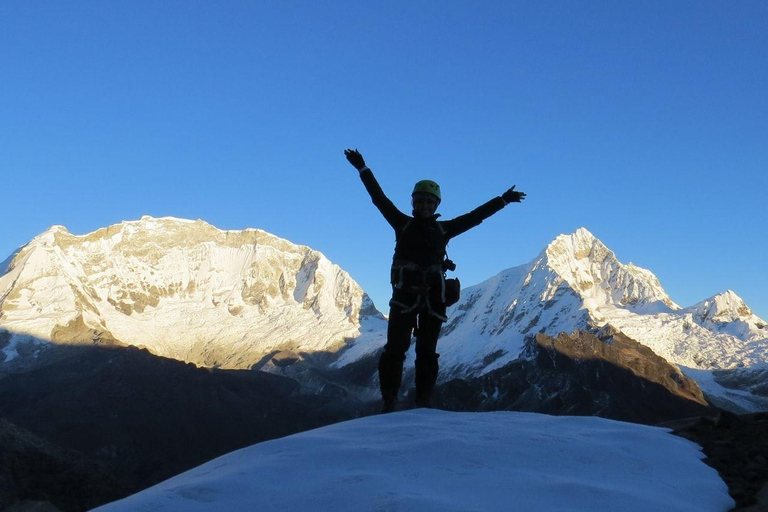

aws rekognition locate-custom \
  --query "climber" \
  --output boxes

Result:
[344,148,526,413]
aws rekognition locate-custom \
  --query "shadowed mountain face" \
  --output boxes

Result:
[0,330,743,511]
[0,345,365,510]
[672,411,768,508]
[710,367,768,412]
[431,330,715,424]
[0,419,128,512]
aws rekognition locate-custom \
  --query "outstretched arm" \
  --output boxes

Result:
[444,185,526,239]
[344,149,409,230]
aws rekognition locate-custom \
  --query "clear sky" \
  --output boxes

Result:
[1,1,766,319]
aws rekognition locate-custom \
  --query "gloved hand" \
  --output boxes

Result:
[502,186,526,203]
[344,149,366,170]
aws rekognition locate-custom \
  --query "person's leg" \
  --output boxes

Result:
[414,312,443,408]
[379,305,416,412]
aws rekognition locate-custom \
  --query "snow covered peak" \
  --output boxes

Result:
[546,226,598,251]
[691,290,753,321]
[429,228,767,384]
[542,228,678,311]
[1,217,384,368]
[26,224,69,248]
[44,224,69,234]
[433,229,679,377]
[682,290,767,342]
[22,216,318,273]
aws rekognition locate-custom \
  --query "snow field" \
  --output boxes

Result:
[92,410,734,512]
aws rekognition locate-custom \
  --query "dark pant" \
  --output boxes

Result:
[379,289,445,404]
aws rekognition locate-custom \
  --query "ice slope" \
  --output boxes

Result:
[0,216,385,368]
[91,409,733,512]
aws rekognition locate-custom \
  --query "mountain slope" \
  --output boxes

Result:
[0,419,128,512]
[433,330,715,424]
[0,216,385,370]
[0,343,363,502]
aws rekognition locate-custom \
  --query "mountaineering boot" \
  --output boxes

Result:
[379,350,405,413]
[381,397,398,414]
[415,354,439,408]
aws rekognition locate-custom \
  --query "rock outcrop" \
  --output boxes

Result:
[432,330,715,425]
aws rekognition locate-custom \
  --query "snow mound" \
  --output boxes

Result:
[92,410,733,512]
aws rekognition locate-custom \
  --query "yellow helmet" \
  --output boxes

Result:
[412,180,441,205]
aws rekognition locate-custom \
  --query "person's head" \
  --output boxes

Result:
[411,180,441,218]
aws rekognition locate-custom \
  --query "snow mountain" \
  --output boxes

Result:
[1,219,765,410]
[0,216,385,370]
[341,227,767,374]
[441,229,768,410]
[336,228,767,411]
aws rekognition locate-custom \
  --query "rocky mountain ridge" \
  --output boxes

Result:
[433,330,714,424]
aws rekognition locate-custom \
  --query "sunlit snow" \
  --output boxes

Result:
[0,217,383,370]
[91,410,733,512]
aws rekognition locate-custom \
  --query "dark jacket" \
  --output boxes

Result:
[359,168,507,271]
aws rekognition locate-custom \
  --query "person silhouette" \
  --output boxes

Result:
[344,148,526,412]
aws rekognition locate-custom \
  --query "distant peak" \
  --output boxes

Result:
[134,215,201,225]
[545,228,607,261]
[707,290,745,304]
[44,225,69,234]
[690,290,753,320]
[537,227,678,310]
[549,227,599,246]
[572,227,596,239]
[29,224,70,246]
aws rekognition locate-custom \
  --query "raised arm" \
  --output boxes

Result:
[443,186,526,239]
[345,149,409,230]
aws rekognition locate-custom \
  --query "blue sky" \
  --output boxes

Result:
[1,1,766,319]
